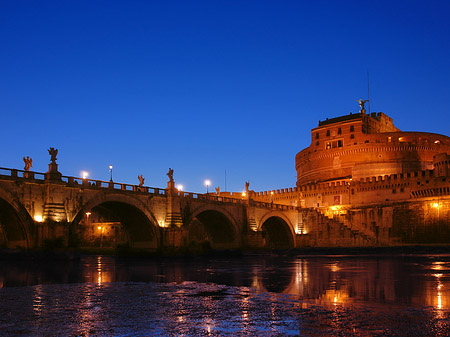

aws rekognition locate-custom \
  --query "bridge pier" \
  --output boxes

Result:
[164,181,183,228]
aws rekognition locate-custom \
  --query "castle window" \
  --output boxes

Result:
[350,134,354,139]
[338,128,342,134]
[326,139,343,149]
[350,125,354,132]
[326,130,330,136]
[316,141,319,146]
[315,132,319,139]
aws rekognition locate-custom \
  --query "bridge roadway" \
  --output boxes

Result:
[0,167,302,250]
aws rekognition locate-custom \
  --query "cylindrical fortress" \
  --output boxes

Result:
[295,112,450,186]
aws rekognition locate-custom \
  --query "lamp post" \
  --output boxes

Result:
[109,165,113,182]
[204,180,211,194]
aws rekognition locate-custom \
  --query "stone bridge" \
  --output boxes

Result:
[0,166,301,251]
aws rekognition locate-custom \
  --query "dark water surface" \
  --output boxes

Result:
[1,252,450,336]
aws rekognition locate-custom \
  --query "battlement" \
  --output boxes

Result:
[244,168,446,208]
[318,112,364,126]
[254,187,298,197]
[298,169,435,192]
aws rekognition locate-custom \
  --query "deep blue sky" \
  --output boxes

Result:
[1,1,449,193]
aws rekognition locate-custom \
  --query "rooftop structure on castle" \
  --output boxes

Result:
[295,107,450,186]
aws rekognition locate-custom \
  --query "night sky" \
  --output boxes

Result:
[1,1,449,193]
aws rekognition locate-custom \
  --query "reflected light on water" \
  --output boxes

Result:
[203,317,215,335]
[5,255,450,335]
[251,266,263,291]
[434,273,444,310]
[97,256,102,286]
[32,284,44,317]
[330,262,340,273]
[320,289,350,306]
[241,295,249,321]
[95,256,112,285]
[432,262,445,271]
[294,260,308,295]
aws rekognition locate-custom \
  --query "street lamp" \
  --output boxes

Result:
[177,184,183,191]
[82,171,88,179]
[204,180,211,194]
[109,165,113,182]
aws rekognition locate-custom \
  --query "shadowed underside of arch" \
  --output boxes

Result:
[189,210,237,249]
[74,201,158,250]
[0,198,30,249]
[262,216,294,249]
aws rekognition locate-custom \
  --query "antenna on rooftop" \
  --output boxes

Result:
[367,69,371,114]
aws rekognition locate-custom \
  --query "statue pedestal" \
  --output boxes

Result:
[165,180,182,227]
[45,162,62,181]
[167,180,175,191]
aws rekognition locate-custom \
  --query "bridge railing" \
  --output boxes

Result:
[61,175,167,196]
[0,167,46,181]
[0,167,297,209]
[252,200,298,211]
[176,191,247,204]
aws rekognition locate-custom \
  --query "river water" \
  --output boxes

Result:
[1,252,450,336]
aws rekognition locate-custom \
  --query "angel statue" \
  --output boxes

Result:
[48,147,58,163]
[215,186,220,195]
[356,99,369,113]
[138,174,145,187]
[167,168,174,182]
[23,156,33,171]
[245,181,250,192]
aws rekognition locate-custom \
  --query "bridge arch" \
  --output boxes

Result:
[259,212,295,249]
[187,205,239,249]
[73,193,160,250]
[0,186,34,249]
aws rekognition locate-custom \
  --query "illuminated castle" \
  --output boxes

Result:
[247,103,450,245]
[295,110,450,187]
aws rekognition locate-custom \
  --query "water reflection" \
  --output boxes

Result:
[2,254,450,335]
[2,254,450,310]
